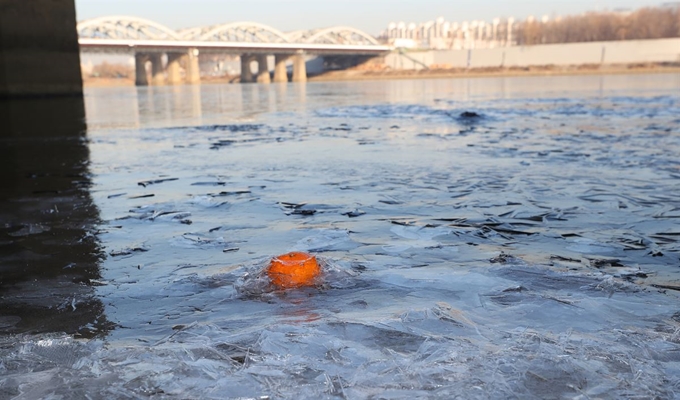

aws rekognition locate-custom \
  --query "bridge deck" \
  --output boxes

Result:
[79,39,392,55]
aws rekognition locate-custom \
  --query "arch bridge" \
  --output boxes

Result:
[77,16,391,85]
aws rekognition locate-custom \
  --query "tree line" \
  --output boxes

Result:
[87,62,133,79]
[515,6,680,45]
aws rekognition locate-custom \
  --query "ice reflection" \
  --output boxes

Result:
[0,97,110,337]
[84,74,680,132]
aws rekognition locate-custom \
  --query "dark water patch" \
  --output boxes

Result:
[489,252,522,264]
[191,181,227,186]
[314,104,477,124]
[109,246,149,257]
[127,193,154,199]
[123,205,194,222]
[210,189,252,196]
[170,124,265,133]
[320,123,352,131]
[278,202,344,217]
[459,111,481,119]
[209,137,271,149]
[138,177,178,187]
[0,97,112,338]
[416,132,443,138]
[290,209,316,216]
[342,209,366,218]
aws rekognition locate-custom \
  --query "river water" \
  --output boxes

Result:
[2,74,680,399]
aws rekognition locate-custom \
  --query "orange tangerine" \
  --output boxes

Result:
[267,252,321,289]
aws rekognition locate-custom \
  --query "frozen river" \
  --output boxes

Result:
[2,74,680,399]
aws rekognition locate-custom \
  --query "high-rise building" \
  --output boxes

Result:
[380,16,517,49]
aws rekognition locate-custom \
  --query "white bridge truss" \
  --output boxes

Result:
[77,16,382,47]
[77,16,182,41]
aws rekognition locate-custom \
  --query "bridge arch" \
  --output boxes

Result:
[289,26,380,45]
[180,22,290,43]
[77,16,181,40]
[285,30,308,43]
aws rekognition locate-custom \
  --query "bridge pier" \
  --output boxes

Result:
[166,53,183,85]
[1,0,83,97]
[149,53,165,85]
[273,55,289,83]
[240,54,255,83]
[134,50,201,86]
[292,52,307,83]
[186,48,201,84]
[134,54,149,86]
[256,55,271,84]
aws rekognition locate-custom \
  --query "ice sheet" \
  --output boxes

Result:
[3,75,680,399]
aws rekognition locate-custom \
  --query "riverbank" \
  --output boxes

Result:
[83,62,680,87]
[309,62,680,82]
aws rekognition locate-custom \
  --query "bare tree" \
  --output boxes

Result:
[91,62,134,79]
[515,6,680,45]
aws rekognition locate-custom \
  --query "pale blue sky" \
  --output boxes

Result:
[75,0,663,35]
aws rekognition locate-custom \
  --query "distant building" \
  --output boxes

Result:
[381,16,518,49]
[380,6,680,48]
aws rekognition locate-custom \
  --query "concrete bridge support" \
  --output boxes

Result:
[149,53,165,86]
[240,52,306,84]
[0,0,83,97]
[134,49,201,86]
[166,53,184,85]
[134,54,149,86]
[256,55,271,84]
[292,52,307,83]
[240,54,255,83]
[273,55,289,83]
[186,49,201,84]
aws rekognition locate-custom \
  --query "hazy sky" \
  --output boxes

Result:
[75,0,663,35]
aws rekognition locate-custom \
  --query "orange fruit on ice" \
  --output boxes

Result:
[267,252,321,289]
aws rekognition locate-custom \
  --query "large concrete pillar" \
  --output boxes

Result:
[0,0,83,97]
[186,48,201,84]
[135,53,149,86]
[240,54,254,83]
[149,53,165,85]
[166,53,183,85]
[256,54,271,84]
[273,54,289,83]
[292,52,307,83]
